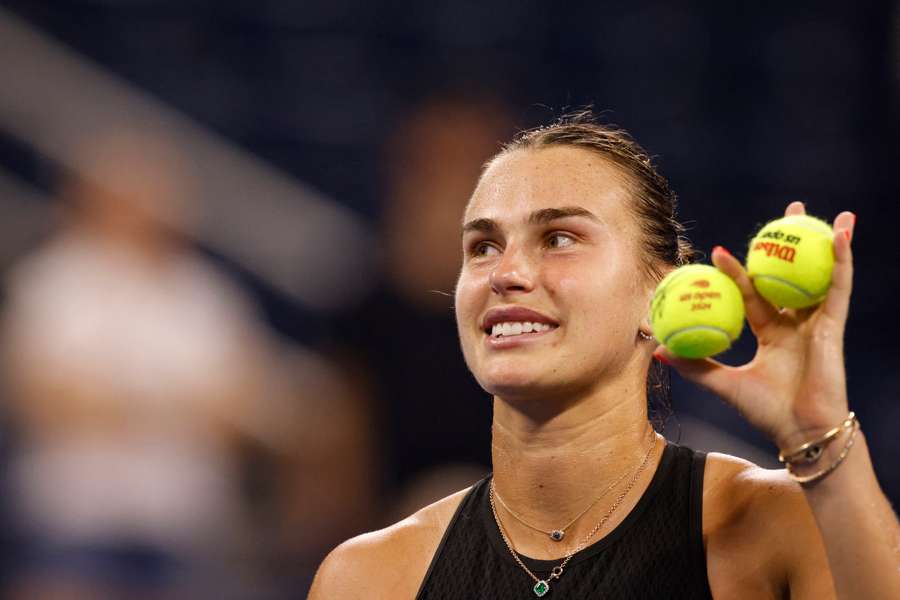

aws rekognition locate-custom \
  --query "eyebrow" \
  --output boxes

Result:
[528,206,600,225]
[461,205,600,235]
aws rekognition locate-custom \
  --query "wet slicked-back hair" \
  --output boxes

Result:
[494,109,697,432]
[498,109,697,279]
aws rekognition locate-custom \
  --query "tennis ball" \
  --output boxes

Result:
[746,215,834,309]
[650,264,745,359]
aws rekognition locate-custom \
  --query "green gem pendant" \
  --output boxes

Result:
[533,580,550,597]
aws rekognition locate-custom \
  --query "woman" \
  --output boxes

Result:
[309,112,900,598]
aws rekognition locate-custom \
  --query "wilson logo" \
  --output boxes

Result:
[690,279,710,288]
[753,241,796,263]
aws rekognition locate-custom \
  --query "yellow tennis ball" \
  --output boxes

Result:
[746,214,834,309]
[650,264,745,359]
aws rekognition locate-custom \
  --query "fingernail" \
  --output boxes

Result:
[843,229,851,242]
[850,212,856,226]
[653,351,671,366]
[713,245,732,257]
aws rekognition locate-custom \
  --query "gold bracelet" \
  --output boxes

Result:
[777,411,856,465]
[785,419,860,484]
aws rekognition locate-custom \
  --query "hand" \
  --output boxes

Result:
[653,202,857,450]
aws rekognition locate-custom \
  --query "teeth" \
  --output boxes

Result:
[489,321,554,338]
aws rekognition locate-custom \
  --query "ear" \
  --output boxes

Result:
[638,319,654,341]
[637,294,654,341]
[638,268,667,341]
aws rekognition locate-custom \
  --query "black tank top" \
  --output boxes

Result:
[416,441,713,599]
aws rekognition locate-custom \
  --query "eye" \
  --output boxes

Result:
[471,241,501,258]
[546,232,576,249]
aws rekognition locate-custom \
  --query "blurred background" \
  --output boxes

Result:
[0,1,896,598]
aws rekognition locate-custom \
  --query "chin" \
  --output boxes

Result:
[473,350,608,404]
[476,362,559,400]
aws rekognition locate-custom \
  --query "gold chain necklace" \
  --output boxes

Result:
[492,450,635,542]
[488,433,659,597]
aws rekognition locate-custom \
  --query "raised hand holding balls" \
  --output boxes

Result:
[650,263,745,359]
[652,211,836,358]
[651,201,857,447]
[746,214,835,309]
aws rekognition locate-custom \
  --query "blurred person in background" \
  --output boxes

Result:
[262,349,380,596]
[0,125,289,599]
[386,463,489,525]
[337,93,514,496]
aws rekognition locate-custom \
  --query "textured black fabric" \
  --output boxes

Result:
[416,441,712,599]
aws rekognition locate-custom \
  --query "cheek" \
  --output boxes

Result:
[549,256,642,339]
[454,271,483,336]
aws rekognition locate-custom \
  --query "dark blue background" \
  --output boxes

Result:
[1,0,897,517]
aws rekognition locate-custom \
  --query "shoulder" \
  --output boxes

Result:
[703,451,804,519]
[702,452,816,548]
[308,485,474,600]
[702,452,834,598]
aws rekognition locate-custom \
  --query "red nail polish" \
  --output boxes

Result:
[653,352,671,366]
[713,245,732,257]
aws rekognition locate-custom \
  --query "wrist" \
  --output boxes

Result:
[772,406,851,450]
[778,412,859,485]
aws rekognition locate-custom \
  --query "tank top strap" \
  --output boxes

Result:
[414,476,490,597]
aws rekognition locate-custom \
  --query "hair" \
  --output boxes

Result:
[499,108,697,275]
[496,108,698,433]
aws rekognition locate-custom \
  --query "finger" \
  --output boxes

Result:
[785,201,806,216]
[653,347,739,401]
[710,246,780,334]
[832,210,855,238]
[821,216,854,327]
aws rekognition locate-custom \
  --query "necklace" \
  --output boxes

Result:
[493,447,637,542]
[489,432,659,597]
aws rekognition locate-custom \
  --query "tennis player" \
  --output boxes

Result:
[309,112,900,599]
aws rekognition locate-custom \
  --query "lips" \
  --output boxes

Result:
[481,306,559,335]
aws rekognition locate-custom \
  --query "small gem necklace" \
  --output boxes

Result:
[488,432,659,597]
[492,452,634,542]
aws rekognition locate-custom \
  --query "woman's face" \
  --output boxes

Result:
[455,146,655,401]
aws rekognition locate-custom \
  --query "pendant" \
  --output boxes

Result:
[549,529,565,541]
[533,580,550,597]
[804,445,823,461]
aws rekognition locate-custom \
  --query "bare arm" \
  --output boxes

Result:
[658,202,900,598]
[799,433,899,599]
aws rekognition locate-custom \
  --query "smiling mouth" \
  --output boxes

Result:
[486,321,559,338]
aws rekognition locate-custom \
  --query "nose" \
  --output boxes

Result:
[489,245,536,295]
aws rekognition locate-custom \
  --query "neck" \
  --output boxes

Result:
[490,372,662,558]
